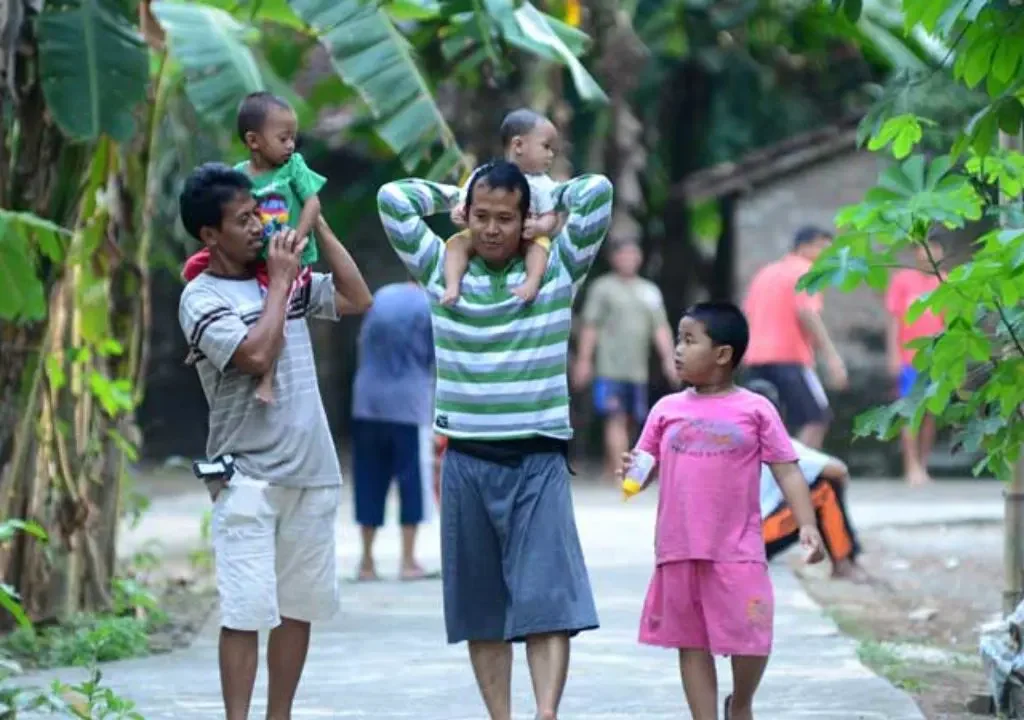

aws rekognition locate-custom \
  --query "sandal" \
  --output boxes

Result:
[724,694,732,720]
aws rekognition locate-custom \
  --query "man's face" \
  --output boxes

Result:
[467,181,524,266]
[611,243,642,276]
[199,191,264,266]
[803,234,832,262]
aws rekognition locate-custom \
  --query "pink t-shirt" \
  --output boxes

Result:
[885,269,943,365]
[636,388,797,565]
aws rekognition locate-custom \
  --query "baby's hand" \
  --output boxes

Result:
[799,525,826,564]
[451,204,467,228]
[523,217,538,240]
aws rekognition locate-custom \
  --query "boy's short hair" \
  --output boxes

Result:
[237,91,292,143]
[793,225,832,249]
[179,162,253,241]
[684,301,750,368]
[499,108,547,149]
[465,160,531,219]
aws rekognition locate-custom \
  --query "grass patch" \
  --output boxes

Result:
[857,640,928,693]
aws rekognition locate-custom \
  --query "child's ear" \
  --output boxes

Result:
[716,345,734,367]
[243,130,260,150]
[511,136,524,155]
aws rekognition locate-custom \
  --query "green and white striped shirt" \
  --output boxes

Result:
[377,174,613,440]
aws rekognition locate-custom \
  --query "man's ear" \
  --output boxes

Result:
[198,225,218,248]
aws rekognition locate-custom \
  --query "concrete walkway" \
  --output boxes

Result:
[19,479,1003,718]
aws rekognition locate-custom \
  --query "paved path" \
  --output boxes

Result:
[16,480,992,719]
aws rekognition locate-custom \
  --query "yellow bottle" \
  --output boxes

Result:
[622,450,655,500]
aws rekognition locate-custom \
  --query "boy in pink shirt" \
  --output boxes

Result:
[620,301,825,720]
[885,238,945,486]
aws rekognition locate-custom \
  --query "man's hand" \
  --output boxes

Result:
[450,203,467,228]
[800,525,826,564]
[572,359,593,391]
[825,352,849,391]
[206,478,228,503]
[265,229,308,289]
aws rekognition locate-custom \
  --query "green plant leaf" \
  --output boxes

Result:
[0,519,48,544]
[0,227,46,322]
[0,585,31,630]
[152,1,266,124]
[288,0,468,176]
[36,0,150,143]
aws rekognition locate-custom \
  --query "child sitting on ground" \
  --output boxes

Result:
[619,301,825,720]
[181,92,327,403]
[746,378,867,582]
[442,108,564,305]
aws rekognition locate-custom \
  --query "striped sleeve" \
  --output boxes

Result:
[551,174,613,284]
[178,284,247,372]
[377,179,460,285]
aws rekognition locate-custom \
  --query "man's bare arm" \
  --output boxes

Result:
[232,232,305,376]
[317,215,372,315]
[797,306,848,388]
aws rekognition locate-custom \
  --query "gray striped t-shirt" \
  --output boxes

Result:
[178,272,342,488]
[377,174,613,440]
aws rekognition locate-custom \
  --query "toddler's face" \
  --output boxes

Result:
[251,105,298,167]
[516,120,558,174]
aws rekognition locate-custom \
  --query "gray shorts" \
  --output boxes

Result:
[440,445,599,644]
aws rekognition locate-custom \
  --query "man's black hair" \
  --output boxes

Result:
[793,225,832,250]
[237,91,292,143]
[499,108,547,149]
[465,160,531,219]
[179,162,253,241]
[684,301,750,368]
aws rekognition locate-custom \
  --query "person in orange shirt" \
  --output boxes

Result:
[742,227,848,449]
[885,238,945,486]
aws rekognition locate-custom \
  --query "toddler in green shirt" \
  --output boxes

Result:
[182,92,326,403]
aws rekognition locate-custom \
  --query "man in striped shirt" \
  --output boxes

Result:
[378,160,612,720]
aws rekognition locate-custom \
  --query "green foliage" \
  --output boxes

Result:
[37,0,150,142]
[0,211,70,322]
[803,0,1024,480]
[2,614,151,668]
[0,520,47,631]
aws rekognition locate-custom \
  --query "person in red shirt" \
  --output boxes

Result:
[742,227,849,449]
[885,238,945,486]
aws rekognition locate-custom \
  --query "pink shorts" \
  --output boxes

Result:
[638,560,773,656]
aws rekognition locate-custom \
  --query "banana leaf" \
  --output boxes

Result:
[152,1,266,125]
[288,0,467,176]
[37,0,149,142]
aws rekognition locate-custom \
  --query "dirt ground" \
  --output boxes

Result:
[793,520,1001,720]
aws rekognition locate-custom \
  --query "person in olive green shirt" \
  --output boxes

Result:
[573,240,678,480]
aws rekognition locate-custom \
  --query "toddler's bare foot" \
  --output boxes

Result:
[906,465,931,487]
[440,287,460,306]
[512,280,541,303]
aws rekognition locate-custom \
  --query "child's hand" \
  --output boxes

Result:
[615,451,635,481]
[451,204,467,227]
[799,525,826,564]
[523,217,538,240]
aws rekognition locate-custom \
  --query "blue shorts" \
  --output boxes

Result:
[898,364,918,398]
[592,377,648,422]
[352,419,434,527]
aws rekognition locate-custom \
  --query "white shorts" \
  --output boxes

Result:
[211,476,341,631]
